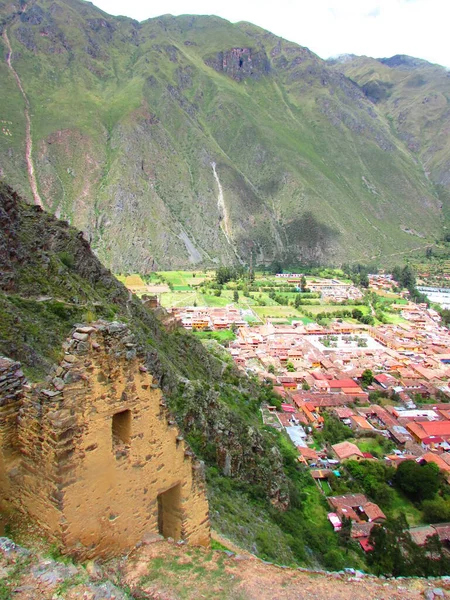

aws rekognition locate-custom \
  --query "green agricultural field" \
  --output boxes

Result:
[193,329,236,343]
[158,271,212,289]
[305,304,369,315]
[253,305,304,319]
[383,313,409,325]
[159,291,199,307]
[197,294,231,308]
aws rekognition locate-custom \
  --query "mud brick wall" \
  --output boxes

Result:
[0,322,210,559]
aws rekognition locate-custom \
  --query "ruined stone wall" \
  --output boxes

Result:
[0,322,210,559]
[0,358,26,504]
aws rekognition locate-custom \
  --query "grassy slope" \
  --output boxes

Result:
[0,183,361,569]
[330,55,450,224]
[0,1,444,271]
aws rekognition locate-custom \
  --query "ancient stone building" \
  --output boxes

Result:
[0,322,210,559]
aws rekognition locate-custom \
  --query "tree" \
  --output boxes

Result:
[401,265,416,289]
[315,414,353,445]
[233,290,239,303]
[368,514,450,577]
[368,514,413,576]
[352,308,363,320]
[338,515,352,552]
[271,261,283,275]
[300,275,307,292]
[395,460,441,502]
[422,496,450,523]
[302,381,310,391]
[359,273,369,288]
[286,362,295,372]
[360,314,375,325]
[361,369,374,387]
[268,364,275,375]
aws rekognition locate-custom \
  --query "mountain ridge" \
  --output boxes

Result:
[0,0,448,270]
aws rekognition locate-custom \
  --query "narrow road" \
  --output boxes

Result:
[3,27,44,208]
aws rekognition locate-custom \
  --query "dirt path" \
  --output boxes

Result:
[1,535,448,599]
[3,26,44,208]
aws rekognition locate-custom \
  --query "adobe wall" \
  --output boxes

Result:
[0,322,210,559]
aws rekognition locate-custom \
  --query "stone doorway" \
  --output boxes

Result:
[157,483,182,541]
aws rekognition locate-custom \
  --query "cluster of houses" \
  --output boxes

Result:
[226,302,450,551]
[276,274,363,302]
[168,306,247,330]
[368,273,397,292]
[159,272,450,552]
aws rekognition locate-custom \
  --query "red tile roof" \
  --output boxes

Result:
[364,502,386,522]
[421,421,450,437]
[329,379,359,388]
[332,441,364,461]
[297,447,318,460]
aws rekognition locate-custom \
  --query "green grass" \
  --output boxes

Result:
[139,549,241,600]
[305,304,369,315]
[198,293,231,307]
[318,479,332,495]
[193,329,236,343]
[383,313,409,325]
[159,291,199,307]
[210,539,232,552]
[389,489,424,527]
[253,305,304,319]
[352,437,395,459]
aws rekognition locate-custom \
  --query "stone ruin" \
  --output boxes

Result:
[0,321,210,559]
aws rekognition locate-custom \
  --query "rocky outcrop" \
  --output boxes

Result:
[205,47,271,81]
[177,379,289,509]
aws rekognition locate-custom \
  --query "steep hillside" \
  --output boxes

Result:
[0,0,445,269]
[329,54,450,220]
[0,183,361,568]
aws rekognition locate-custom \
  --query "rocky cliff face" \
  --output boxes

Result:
[0,2,446,269]
[205,47,271,80]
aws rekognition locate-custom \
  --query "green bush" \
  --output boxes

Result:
[58,251,75,269]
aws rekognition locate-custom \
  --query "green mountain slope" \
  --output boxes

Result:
[0,181,361,568]
[0,0,447,269]
[329,53,450,221]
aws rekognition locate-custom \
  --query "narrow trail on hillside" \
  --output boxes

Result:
[371,242,432,261]
[3,27,44,208]
[211,161,244,265]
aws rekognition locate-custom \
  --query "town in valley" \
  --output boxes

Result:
[118,265,450,556]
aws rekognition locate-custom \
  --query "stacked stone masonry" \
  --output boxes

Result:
[0,322,210,559]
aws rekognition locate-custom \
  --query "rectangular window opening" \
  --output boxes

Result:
[112,409,131,447]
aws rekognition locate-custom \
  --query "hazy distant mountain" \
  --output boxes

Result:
[0,0,448,270]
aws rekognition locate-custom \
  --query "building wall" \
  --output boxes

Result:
[0,323,210,559]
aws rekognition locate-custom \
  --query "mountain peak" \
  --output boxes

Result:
[378,54,435,70]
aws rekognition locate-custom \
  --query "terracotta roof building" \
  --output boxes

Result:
[332,441,364,461]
